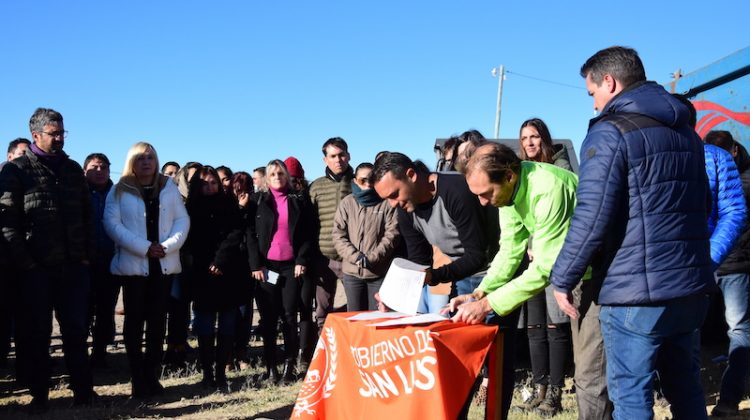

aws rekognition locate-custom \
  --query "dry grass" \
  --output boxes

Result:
[0,342,301,419]
[2,341,750,420]
[1,335,749,419]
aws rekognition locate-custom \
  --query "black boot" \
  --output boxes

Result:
[130,372,149,399]
[90,347,108,369]
[281,358,297,385]
[197,335,216,388]
[143,356,164,397]
[128,354,149,399]
[215,335,234,393]
[262,366,281,386]
[535,385,563,417]
[299,320,316,370]
[514,383,547,412]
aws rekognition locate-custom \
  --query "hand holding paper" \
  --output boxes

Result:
[377,258,429,315]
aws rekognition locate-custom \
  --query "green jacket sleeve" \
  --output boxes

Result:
[476,206,528,294]
[484,187,574,316]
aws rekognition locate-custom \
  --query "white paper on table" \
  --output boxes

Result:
[347,311,409,321]
[266,269,279,285]
[378,258,429,315]
[370,313,448,327]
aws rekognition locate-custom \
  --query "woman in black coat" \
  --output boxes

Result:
[186,166,247,392]
[247,159,316,385]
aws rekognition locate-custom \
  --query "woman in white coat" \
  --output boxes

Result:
[104,142,189,398]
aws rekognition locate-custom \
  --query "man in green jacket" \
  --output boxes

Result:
[448,142,582,321]
[308,137,353,332]
[443,142,582,420]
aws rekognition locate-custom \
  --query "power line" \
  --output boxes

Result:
[505,70,586,91]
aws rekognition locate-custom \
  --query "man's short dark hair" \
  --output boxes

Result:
[161,161,180,173]
[465,143,522,183]
[253,167,266,175]
[705,131,736,153]
[371,152,429,184]
[7,138,30,154]
[83,153,110,169]
[580,46,646,88]
[322,137,349,156]
[29,108,63,133]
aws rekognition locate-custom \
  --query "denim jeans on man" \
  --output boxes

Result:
[18,263,93,401]
[716,273,750,406]
[417,275,495,319]
[599,293,709,420]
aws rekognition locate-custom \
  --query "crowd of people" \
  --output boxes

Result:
[0,45,749,420]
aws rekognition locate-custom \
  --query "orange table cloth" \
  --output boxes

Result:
[292,312,498,419]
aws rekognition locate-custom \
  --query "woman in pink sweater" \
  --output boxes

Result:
[246,160,316,385]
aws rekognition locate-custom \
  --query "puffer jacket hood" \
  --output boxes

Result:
[595,81,690,129]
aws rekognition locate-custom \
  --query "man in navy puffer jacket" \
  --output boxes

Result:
[550,46,715,419]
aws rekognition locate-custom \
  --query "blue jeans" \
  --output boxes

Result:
[455,275,483,296]
[717,273,750,405]
[600,294,709,420]
[193,309,237,336]
[417,284,449,316]
[417,275,494,318]
[455,275,498,323]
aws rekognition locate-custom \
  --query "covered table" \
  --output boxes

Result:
[292,312,502,419]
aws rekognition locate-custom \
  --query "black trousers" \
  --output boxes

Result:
[120,274,172,386]
[18,263,92,400]
[0,267,16,361]
[255,260,315,366]
[234,279,256,357]
[167,254,193,347]
[526,291,571,387]
[343,275,383,311]
[89,259,120,355]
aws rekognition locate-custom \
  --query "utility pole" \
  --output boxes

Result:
[491,65,505,139]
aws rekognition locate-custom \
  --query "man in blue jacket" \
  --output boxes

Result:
[703,143,746,267]
[704,130,750,417]
[550,46,715,419]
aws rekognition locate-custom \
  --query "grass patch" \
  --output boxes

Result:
[1,339,749,418]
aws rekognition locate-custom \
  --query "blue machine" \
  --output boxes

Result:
[666,47,750,146]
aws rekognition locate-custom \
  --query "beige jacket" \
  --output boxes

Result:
[332,195,400,279]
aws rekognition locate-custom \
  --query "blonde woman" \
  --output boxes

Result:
[247,160,315,385]
[104,142,189,398]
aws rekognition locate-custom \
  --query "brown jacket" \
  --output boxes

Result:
[332,195,399,279]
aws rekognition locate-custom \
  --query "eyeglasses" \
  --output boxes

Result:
[357,177,371,184]
[38,130,68,139]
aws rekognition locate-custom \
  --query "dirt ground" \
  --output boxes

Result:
[1,284,749,419]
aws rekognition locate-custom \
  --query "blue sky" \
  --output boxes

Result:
[1,1,748,179]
